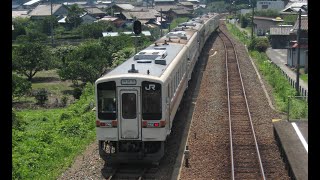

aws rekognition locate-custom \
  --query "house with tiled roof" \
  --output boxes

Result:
[107,3,135,17]
[256,0,285,11]
[23,0,42,9]
[154,4,193,21]
[178,1,194,9]
[96,16,125,27]
[29,4,69,20]
[253,16,284,36]
[111,3,135,12]
[154,5,175,13]
[84,7,107,18]
[186,0,200,4]
[269,25,295,48]
[154,0,176,5]
[287,15,308,72]
[121,8,161,25]
[12,10,30,19]
[280,1,307,14]
[168,8,193,20]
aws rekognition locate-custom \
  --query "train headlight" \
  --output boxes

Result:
[142,120,166,128]
[96,120,117,127]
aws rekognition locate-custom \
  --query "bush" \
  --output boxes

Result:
[73,87,82,99]
[12,109,27,130]
[255,37,270,52]
[248,37,270,52]
[34,88,49,105]
[12,74,32,100]
[60,112,72,120]
[61,96,69,107]
[240,15,249,28]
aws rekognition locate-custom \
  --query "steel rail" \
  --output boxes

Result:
[219,25,266,180]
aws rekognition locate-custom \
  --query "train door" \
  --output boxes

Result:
[118,87,141,140]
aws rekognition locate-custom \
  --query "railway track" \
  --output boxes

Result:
[219,28,266,180]
[103,164,158,180]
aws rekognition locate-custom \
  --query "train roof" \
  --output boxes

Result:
[103,42,185,78]
[98,13,218,81]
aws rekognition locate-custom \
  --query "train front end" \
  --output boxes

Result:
[95,77,167,164]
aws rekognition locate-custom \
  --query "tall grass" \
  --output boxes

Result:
[12,83,96,179]
[226,23,308,119]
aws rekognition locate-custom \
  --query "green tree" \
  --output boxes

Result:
[76,21,115,39]
[34,88,49,105]
[41,16,59,35]
[100,35,134,66]
[12,73,32,100]
[57,40,108,84]
[111,47,135,67]
[12,17,28,40]
[15,31,48,43]
[52,45,77,67]
[254,9,279,17]
[12,43,53,81]
[255,37,270,52]
[66,4,84,29]
[12,108,27,130]
[248,37,270,52]
[282,14,298,25]
[240,15,249,28]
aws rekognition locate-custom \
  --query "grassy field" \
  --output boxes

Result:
[13,69,75,108]
[12,67,99,179]
[13,83,96,179]
[299,68,308,84]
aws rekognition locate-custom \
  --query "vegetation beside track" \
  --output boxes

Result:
[12,83,96,179]
[226,23,308,120]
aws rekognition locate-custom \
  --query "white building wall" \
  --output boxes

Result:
[257,1,285,11]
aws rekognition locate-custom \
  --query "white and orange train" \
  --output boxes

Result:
[95,13,220,164]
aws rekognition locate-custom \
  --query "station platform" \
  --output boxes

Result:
[273,119,308,180]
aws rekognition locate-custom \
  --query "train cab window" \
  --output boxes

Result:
[97,81,117,120]
[142,81,162,120]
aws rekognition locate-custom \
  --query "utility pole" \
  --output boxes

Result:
[295,9,302,95]
[251,1,254,40]
[50,0,54,46]
[160,9,163,37]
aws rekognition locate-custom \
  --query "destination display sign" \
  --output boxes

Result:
[121,79,137,85]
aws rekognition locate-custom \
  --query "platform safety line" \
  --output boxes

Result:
[291,122,308,153]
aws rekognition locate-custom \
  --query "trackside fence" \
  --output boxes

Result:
[269,61,308,97]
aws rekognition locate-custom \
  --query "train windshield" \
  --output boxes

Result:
[97,81,117,120]
[142,81,162,120]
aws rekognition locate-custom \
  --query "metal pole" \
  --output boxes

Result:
[51,0,54,46]
[295,9,302,95]
[251,2,254,40]
[287,96,290,121]
[135,35,137,54]
[160,9,163,37]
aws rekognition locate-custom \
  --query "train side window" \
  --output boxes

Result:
[177,69,179,82]
[171,80,174,97]
[97,81,117,120]
[168,84,170,98]
[175,73,178,91]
